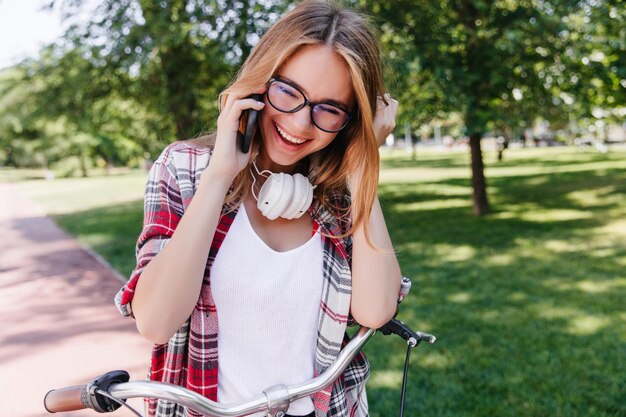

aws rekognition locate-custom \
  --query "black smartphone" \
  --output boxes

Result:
[238,94,263,153]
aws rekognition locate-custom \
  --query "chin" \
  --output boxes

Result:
[259,121,311,171]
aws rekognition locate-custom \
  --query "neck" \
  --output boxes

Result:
[256,153,308,176]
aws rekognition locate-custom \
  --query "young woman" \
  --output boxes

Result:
[116,1,402,416]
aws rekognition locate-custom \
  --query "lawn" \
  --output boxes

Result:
[12,145,626,417]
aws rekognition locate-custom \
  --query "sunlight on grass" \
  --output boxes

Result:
[447,292,472,303]
[481,309,505,323]
[543,239,579,253]
[532,303,614,335]
[519,209,593,222]
[404,183,470,196]
[18,172,146,215]
[599,219,626,236]
[485,253,515,266]
[577,279,626,293]
[434,244,476,262]
[586,246,617,258]
[544,278,626,294]
[486,159,626,178]
[420,352,456,369]
[567,186,618,207]
[380,167,469,183]
[567,315,611,336]
[508,292,528,302]
[533,305,580,320]
[81,233,116,246]
[369,370,403,389]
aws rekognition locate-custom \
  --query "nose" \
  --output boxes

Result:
[290,105,314,133]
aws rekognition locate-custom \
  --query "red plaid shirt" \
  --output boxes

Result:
[116,141,373,417]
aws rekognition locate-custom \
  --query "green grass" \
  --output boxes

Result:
[9,146,626,417]
[367,146,626,417]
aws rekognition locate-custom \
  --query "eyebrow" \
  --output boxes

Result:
[276,75,351,111]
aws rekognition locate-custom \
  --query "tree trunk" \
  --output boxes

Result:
[163,43,199,140]
[469,132,490,215]
[79,153,88,178]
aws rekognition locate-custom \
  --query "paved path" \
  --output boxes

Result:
[0,183,153,417]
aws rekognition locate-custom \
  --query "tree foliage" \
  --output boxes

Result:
[355,0,623,214]
[51,0,288,138]
[0,0,289,173]
[1,0,623,186]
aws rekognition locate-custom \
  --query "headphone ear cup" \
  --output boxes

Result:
[282,173,314,219]
[257,173,295,220]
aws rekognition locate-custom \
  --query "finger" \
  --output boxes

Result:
[222,85,267,114]
[224,98,266,125]
[377,93,398,111]
[376,96,389,111]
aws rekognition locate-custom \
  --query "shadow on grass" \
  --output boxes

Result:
[367,159,626,417]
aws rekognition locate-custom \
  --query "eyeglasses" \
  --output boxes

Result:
[266,76,352,133]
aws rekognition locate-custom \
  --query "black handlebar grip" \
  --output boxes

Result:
[44,385,87,413]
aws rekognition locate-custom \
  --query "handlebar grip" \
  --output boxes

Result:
[44,385,87,413]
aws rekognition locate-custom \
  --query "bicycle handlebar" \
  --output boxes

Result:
[43,385,86,413]
[44,322,436,416]
[45,369,131,413]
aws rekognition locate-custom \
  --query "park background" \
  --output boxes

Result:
[1,1,625,416]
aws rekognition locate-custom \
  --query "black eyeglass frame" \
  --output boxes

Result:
[265,76,353,133]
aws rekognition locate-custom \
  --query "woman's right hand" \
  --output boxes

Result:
[205,90,266,182]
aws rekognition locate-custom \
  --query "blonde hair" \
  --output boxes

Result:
[201,0,385,241]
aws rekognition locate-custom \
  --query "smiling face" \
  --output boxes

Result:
[257,45,355,173]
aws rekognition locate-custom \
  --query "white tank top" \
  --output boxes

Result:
[211,204,323,416]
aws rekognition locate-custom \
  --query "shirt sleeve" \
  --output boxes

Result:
[114,146,183,317]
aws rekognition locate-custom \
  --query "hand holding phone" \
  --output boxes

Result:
[238,93,264,153]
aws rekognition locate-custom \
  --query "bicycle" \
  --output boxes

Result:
[45,273,435,417]
[44,317,435,417]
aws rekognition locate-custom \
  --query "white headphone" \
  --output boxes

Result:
[250,161,316,220]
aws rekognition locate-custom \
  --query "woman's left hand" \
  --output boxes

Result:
[372,93,398,147]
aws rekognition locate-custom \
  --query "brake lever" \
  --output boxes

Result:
[378,318,437,346]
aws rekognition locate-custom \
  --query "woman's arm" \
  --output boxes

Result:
[131,95,265,344]
[349,93,401,329]
[349,186,401,329]
[131,170,232,344]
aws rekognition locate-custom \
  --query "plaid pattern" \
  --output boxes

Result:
[115,141,371,417]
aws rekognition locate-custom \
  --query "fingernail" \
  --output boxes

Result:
[257,101,265,106]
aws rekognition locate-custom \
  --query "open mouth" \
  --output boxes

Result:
[274,123,311,146]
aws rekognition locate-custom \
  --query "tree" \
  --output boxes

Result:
[43,0,289,141]
[3,0,291,171]
[0,61,148,174]
[357,0,582,215]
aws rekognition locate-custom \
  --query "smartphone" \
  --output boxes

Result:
[238,94,263,153]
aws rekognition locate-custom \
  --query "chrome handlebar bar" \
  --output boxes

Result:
[110,327,375,417]
[45,322,436,416]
